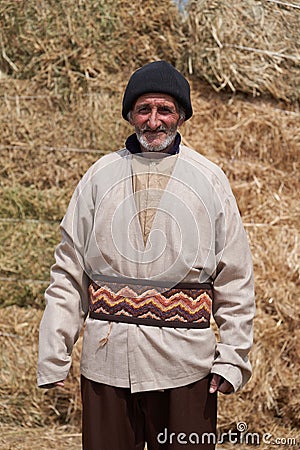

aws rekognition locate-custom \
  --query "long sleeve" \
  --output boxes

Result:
[37,227,90,387]
[37,160,98,387]
[211,193,255,392]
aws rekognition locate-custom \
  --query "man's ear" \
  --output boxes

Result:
[127,111,133,125]
[178,117,185,128]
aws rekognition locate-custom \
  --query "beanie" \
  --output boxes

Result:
[122,60,193,121]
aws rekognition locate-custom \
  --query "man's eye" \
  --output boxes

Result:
[158,107,173,114]
[137,107,150,114]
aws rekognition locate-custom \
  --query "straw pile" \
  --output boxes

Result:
[183,0,300,101]
[3,0,299,102]
[0,425,81,450]
[0,0,183,98]
[0,0,299,448]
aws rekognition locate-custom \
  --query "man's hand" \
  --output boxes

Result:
[209,374,233,394]
[54,380,65,387]
[40,380,65,389]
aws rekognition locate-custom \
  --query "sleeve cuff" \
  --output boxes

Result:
[211,363,243,393]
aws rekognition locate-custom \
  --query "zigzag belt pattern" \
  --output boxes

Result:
[88,279,212,329]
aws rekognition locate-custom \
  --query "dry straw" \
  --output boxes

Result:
[0,0,183,98]
[183,0,300,101]
[0,0,299,447]
[0,425,82,450]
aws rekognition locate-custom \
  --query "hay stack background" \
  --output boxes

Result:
[0,0,299,448]
[183,0,300,101]
[1,0,183,97]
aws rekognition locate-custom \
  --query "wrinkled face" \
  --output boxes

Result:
[129,93,185,152]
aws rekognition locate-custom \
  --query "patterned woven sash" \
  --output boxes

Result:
[88,275,212,329]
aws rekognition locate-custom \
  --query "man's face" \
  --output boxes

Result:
[129,93,184,152]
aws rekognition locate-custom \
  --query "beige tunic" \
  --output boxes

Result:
[38,145,255,393]
[132,153,177,245]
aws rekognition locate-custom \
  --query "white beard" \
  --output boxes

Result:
[135,127,178,152]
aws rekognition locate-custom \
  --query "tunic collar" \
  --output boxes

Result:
[125,132,181,155]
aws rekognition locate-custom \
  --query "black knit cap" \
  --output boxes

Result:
[122,60,193,121]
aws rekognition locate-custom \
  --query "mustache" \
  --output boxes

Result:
[140,125,168,133]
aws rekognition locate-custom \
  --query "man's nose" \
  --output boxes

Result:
[147,109,161,129]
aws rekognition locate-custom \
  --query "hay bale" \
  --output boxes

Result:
[183,83,300,171]
[0,306,82,428]
[0,77,130,190]
[183,0,300,101]
[0,425,82,450]
[0,221,59,307]
[0,0,183,97]
[0,186,69,220]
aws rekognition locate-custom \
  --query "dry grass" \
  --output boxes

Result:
[2,0,299,102]
[183,0,300,101]
[0,0,299,447]
[0,0,183,98]
[0,425,81,450]
[0,307,82,428]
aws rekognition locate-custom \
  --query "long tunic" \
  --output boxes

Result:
[37,143,255,393]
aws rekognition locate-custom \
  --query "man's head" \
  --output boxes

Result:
[122,61,193,152]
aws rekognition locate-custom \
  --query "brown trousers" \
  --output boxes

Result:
[81,376,217,450]
[81,375,217,450]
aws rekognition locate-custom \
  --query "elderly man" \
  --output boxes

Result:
[38,61,255,449]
